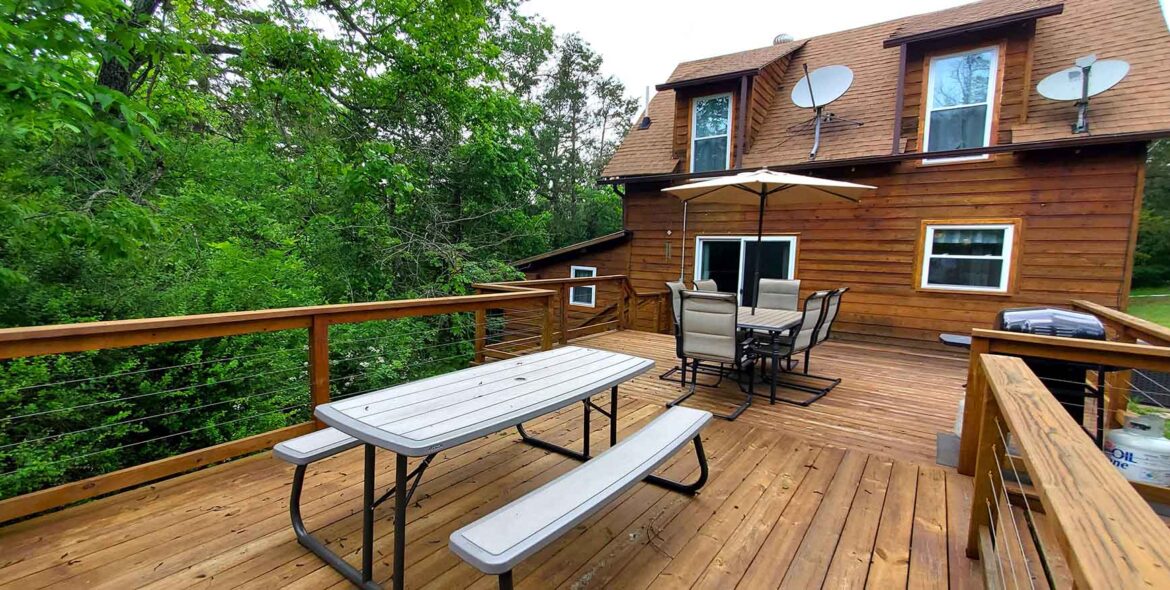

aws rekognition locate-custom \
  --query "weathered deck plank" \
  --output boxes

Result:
[0,330,980,589]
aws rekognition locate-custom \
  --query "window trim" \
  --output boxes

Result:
[692,235,799,301]
[914,219,1021,295]
[690,92,733,173]
[568,265,597,307]
[920,44,1002,165]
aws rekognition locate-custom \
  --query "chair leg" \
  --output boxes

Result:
[499,570,513,590]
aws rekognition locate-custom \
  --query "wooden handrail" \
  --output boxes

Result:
[1072,299,1170,347]
[958,329,1170,475]
[968,354,1170,588]
[0,289,555,360]
[0,287,557,522]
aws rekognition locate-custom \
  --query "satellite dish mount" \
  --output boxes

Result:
[789,64,861,160]
[1036,54,1130,135]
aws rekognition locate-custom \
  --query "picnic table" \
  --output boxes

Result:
[310,346,654,590]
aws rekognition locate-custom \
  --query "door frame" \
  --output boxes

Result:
[693,235,799,299]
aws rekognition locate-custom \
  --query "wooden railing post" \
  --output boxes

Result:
[541,294,554,350]
[617,283,628,330]
[474,307,486,364]
[965,355,1003,558]
[1106,330,1135,428]
[559,283,569,345]
[308,315,330,429]
[957,334,991,476]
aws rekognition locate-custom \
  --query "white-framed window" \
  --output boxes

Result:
[922,46,999,164]
[691,93,732,173]
[920,223,1015,293]
[693,235,798,306]
[569,266,597,307]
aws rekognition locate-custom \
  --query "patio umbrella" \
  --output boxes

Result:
[663,168,875,313]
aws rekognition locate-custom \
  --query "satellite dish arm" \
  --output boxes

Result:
[804,64,823,159]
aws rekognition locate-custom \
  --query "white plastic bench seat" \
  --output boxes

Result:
[448,406,712,576]
[273,427,360,465]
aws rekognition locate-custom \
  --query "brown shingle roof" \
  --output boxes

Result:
[603,0,1170,180]
[659,41,805,88]
[600,90,679,178]
[883,0,1064,47]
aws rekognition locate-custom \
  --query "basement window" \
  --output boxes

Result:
[919,222,1016,293]
[569,266,597,307]
[922,46,998,163]
[691,93,732,173]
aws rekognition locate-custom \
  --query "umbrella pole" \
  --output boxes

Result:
[679,201,688,282]
[751,191,765,314]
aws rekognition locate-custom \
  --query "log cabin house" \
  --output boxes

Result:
[517,0,1170,350]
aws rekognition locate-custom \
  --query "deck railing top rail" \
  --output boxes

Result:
[1072,299,1170,347]
[970,354,1170,589]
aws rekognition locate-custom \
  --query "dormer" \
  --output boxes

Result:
[656,41,804,173]
[884,1,1065,161]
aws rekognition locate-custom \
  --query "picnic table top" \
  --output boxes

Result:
[314,346,653,456]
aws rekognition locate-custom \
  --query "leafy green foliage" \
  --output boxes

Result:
[1135,140,1170,288]
[0,0,628,498]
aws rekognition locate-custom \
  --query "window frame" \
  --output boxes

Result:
[920,44,1001,165]
[692,235,799,301]
[915,220,1020,294]
[568,265,597,307]
[690,92,733,173]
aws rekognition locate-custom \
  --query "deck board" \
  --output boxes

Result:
[0,330,980,589]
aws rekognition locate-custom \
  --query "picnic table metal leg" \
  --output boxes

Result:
[363,444,376,584]
[393,453,407,590]
[610,386,618,447]
[288,456,382,590]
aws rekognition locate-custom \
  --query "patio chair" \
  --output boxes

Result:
[753,290,837,406]
[667,290,758,420]
[658,281,687,383]
[693,279,718,291]
[756,278,800,311]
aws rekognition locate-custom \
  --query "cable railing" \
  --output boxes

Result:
[0,288,570,523]
[967,353,1170,589]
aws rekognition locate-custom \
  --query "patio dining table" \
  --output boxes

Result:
[737,307,803,402]
[310,345,654,590]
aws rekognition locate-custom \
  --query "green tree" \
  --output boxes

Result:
[1134,140,1170,288]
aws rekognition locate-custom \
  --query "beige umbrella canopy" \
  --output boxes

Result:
[662,168,875,312]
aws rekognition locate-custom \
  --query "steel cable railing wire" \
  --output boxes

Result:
[0,378,310,451]
[0,402,309,480]
[991,434,1038,590]
[997,418,1056,590]
[327,320,543,367]
[986,499,1010,590]
[0,363,305,424]
[5,343,307,395]
[989,469,1024,589]
[1,316,542,425]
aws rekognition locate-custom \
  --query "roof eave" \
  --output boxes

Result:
[597,129,1170,185]
[882,4,1065,48]
[511,230,631,269]
[655,69,759,91]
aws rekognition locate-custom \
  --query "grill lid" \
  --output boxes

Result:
[994,307,1106,340]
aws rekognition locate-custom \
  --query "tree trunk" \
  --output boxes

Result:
[95,0,165,95]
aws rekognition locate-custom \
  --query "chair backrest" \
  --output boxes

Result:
[789,291,831,352]
[755,279,800,310]
[679,290,739,363]
[665,281,685,326]
[693,279,718,292]
[814,288,847,344]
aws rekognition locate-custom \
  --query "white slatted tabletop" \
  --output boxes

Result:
[736,308,802,333]
[315,346,654,456]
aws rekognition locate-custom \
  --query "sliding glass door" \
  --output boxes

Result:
[694,236,796,306]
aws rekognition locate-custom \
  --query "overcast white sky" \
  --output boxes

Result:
[519,0,1170,104]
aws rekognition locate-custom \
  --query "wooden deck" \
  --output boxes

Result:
[0,330,980,589]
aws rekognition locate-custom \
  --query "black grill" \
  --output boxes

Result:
[993,307,1107,441]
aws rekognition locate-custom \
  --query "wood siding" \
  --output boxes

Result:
[747,55,791,150]
[552,145,1144,349]
[672,83,740,172]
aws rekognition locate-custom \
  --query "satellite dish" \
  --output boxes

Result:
[791,65,854,109]
[789,64,859,160]
[1036,55,1130,133]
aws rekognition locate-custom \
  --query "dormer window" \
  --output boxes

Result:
[923,46,999,162]
[691,93,732,172]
